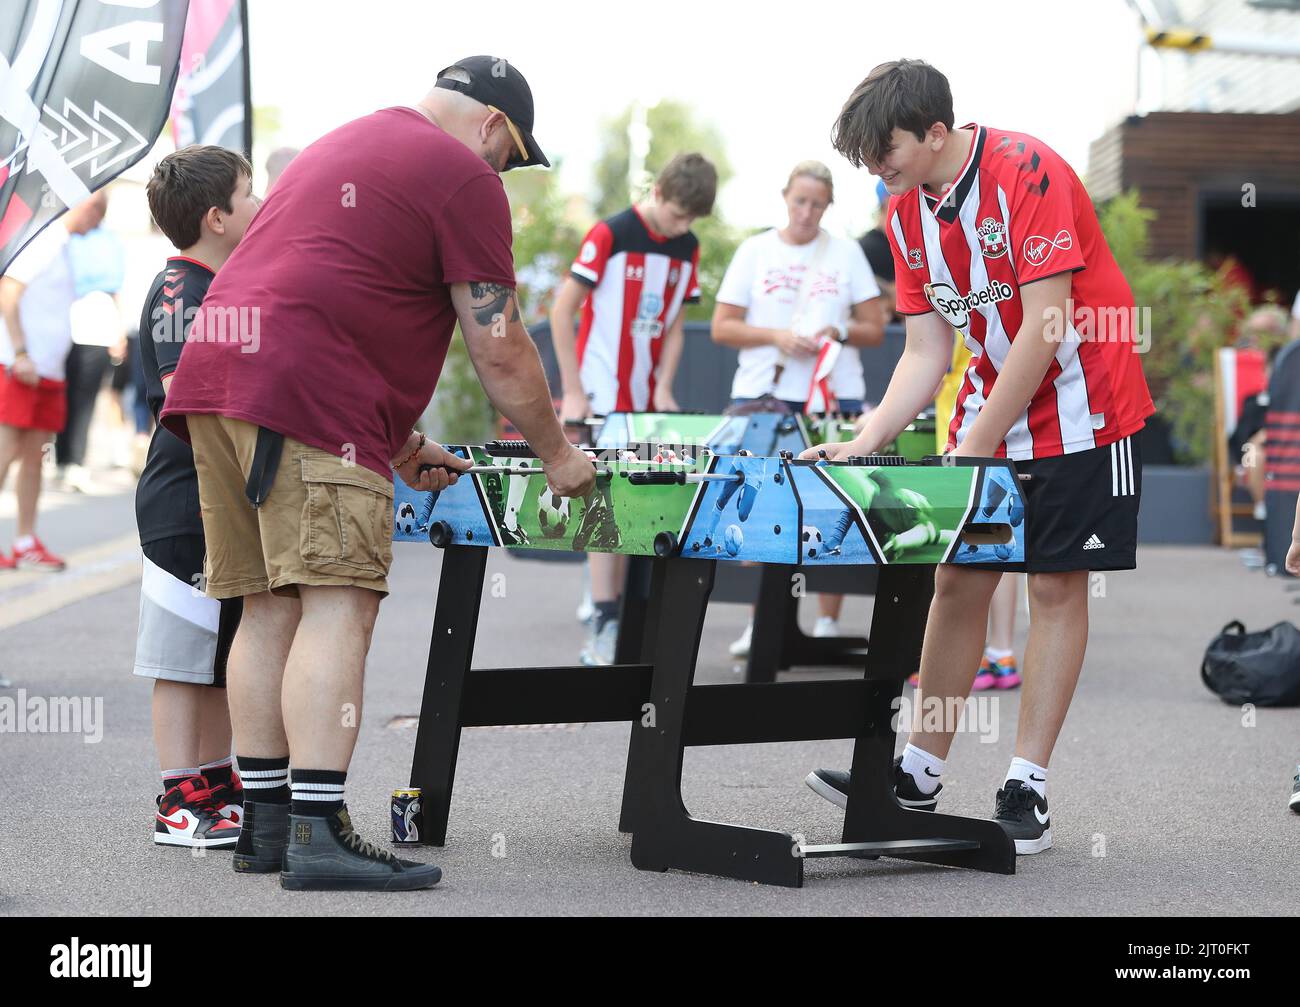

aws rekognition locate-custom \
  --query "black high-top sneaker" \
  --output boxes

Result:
[993,779,1052,854]
[232,800,290,874]
[155,778,241,848]
[804,757,941,812]
[280,805,442,892]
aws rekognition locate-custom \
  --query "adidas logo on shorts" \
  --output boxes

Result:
[1083,534,1105,551]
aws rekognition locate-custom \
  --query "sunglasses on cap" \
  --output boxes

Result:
[487,105,529,169]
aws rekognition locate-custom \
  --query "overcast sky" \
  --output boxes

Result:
[248,0,1143,236]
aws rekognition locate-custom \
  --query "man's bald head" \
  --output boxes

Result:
[418,76,516,174]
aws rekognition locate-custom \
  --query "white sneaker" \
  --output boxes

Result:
[728,622,753,658]
[813,617,840,638]
[62,464,97,494]
[580,619,618,666]
[576,586,595,624]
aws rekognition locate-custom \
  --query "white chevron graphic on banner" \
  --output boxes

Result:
[5,97,148,180]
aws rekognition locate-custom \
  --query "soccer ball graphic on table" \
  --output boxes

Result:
[396,502,418,537]
[802,526,823,559]
[537,490,570,538]
[723,524,744,557]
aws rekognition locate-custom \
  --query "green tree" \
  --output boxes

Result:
[591,100,743,321]
[426,161,583,445]
[1097,190,1263,465]
[592,99,732,217]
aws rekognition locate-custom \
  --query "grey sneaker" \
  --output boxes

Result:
[280,805,442,891]
[1290,767,1300,814]
[232,800,289,874]
[580,619,618,666]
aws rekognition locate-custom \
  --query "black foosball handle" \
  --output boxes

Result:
[626,470,687,485]
[654,531,679,557]
[846,454,908,466]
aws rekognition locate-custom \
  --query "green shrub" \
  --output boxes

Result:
[1097,191,1260,465]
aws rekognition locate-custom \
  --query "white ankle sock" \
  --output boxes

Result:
[985,646,1013,661]
[901,743,945,795]
[14,535,34,551]
[1007,756,1048,798]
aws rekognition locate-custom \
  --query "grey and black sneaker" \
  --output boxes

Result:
[805,757,941,812]
[280,805,442,892]
[232,800,289,874]
[580,618,618,667]
[993,779,1052,854]
[1290,767,1300,814]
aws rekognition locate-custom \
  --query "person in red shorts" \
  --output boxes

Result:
[802,60,1154,856]
[0,193,108,572]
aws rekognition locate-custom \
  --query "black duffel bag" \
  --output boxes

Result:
[1201,620,1300,706]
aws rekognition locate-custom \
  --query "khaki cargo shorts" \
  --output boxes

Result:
[187,414,394,600]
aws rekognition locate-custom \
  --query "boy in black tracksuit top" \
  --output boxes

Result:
[134,145,260,849]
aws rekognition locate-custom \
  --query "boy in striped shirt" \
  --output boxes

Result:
[803,60,1154,855]
[550,153,717,665]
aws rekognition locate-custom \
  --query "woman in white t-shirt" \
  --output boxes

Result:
[713,160,884,414]
[711,161,885,648]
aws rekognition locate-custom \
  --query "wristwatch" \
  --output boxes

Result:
[832,323,849,344]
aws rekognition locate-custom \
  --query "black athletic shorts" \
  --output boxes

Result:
[971,433,1142,574]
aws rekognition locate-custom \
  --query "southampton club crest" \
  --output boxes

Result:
[907,248,923,270]
[977,217,1007,259]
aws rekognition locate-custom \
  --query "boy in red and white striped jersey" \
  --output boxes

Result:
[802,60,1154,855]
[551,153,717,665]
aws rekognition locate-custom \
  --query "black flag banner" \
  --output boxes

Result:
[170,0,250,157]
[0,0,190,274]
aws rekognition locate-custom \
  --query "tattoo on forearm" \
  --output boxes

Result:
[469,282,520,328]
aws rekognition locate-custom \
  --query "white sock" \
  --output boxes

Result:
[14,535,34,551]
[900,743,945,795]
[985,646,1013,661]
[1006,756,1048,798]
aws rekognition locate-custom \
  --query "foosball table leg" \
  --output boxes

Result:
[745,563,796,684]
[618,557,666,834]
[408,545,488,846]
[614,556,654,666]
[628,558,804,887]
[839,564,1015,874]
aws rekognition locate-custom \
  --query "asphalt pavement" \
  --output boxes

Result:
[2,475,1298,916]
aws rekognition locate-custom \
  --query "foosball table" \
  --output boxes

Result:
[393,441,1026,886]
[562,409,940,681]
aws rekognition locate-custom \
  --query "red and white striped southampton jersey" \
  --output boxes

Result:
[570,206,700,413]
[888,124,1154,460]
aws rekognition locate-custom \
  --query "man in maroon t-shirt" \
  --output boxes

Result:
[161,56,595,891]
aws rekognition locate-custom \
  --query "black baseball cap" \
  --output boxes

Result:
[434,55,549,169]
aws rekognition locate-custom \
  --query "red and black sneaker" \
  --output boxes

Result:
[154,778,241,848]
[208,772,244,828]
